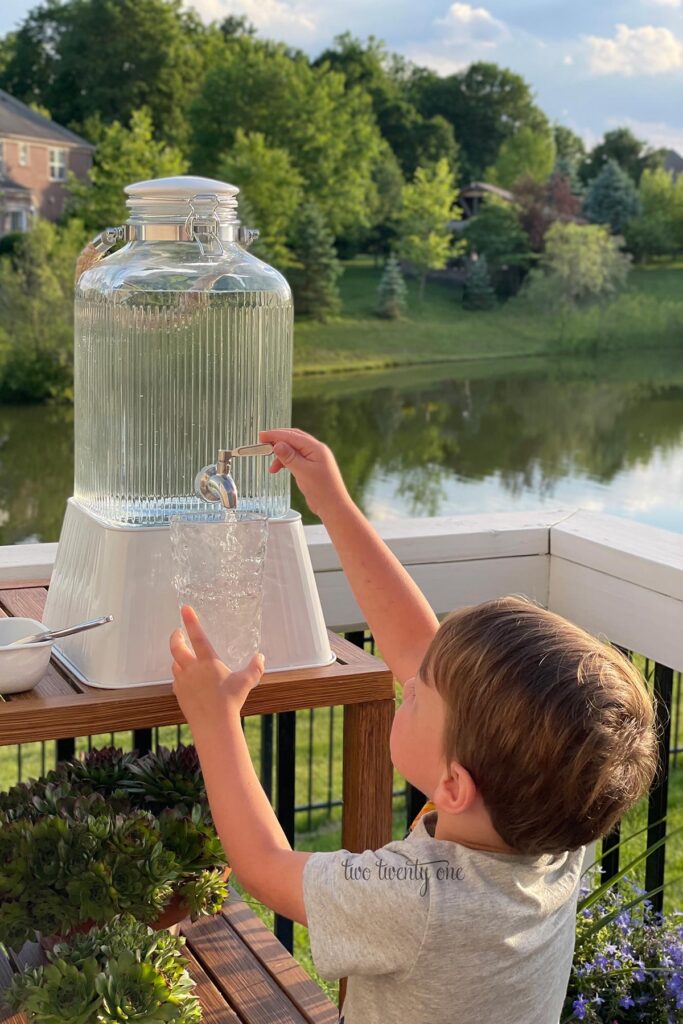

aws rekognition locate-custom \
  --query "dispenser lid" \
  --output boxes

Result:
[125,176,240,201]
[125,176,240,224]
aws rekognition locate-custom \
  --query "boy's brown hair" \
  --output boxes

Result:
[420,596,658,855]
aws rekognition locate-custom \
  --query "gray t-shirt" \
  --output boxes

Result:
[303,811,584,1024]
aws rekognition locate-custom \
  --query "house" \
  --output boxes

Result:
[0,90,94,236]
[457,181,515,220]
[662,149,683,180]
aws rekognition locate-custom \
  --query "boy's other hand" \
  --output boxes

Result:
[259,427,350,519]
[170,605,264,723]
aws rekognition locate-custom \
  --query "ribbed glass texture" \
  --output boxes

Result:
[74,242,292,524]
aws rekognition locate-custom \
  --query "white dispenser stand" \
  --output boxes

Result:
[44,499,334,688]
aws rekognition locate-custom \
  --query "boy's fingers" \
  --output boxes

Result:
[272,441,297,466]
[234,653,265,691]
[181,606,218,661]
[268,457,284,474]
[170,629,195,669]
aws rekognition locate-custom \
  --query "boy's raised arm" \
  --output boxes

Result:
[260,429,439,684]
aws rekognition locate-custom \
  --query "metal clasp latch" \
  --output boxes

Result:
[185,193,224,256]
[75,225,126,282]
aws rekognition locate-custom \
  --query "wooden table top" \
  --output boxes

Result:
[0,581,394,746]
[0,891,339,1024]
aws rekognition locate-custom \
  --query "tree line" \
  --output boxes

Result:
[0,0,681,398]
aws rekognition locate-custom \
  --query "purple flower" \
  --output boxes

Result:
[572,994,589,1020]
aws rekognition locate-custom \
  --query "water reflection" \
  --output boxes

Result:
[291,352,683,532]
[0,351,682,544]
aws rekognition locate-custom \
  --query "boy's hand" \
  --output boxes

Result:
[259,428,351,519]
[170,606,264,723]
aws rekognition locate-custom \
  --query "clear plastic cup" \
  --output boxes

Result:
[170,512,269,670]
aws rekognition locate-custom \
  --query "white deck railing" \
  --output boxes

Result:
[1,509,681,672]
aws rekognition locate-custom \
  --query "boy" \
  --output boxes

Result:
[170,428,657,1024]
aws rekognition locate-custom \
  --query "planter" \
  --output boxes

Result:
[40,866,231,951]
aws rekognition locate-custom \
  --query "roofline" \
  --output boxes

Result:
[0,88,94,148]
[0,129,95,150]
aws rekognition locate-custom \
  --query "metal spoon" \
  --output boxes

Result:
[6,615,114,647]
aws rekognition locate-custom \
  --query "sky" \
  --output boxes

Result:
[1,0,682,154]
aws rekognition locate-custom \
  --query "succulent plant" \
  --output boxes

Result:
[9,958,102,1024]
[67,748,139,793]
[7,917,201,1024]
[0,749,227,949]
[179,869,230,919]
[126,746,206,815]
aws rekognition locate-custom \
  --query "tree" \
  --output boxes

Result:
[0,218,88,401]
[462,255,496,310]
[217,130,304,266]
[0,0,214,146]
[396,159,460,300]
[525,222,631,310]
[315,34,459,179]
[361,144,406,260]
[290,203,343,321]
[553,125,586,168]
[515,172,582,251]
[582,127,664,186]
[463,203,531,296]
[623,167,683,260]
[409,62,550,182]
[67,109,187,230]
[376,253,408,318]
[584,159,640,234]
[553,125,586,193]
[489,127,556,189]
[190,37,384,237]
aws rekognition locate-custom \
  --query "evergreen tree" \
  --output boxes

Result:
[291,204,343,322]
[376,254,408,318]
[462,255,496,310]
[584,160,641,234]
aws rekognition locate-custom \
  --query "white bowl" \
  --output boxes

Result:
[0,618,53,694]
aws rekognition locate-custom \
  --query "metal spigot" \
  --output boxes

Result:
[195,443,274,510]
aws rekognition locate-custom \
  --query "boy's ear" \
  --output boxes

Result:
[433,760,478,816]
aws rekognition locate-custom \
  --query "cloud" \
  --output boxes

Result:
[435,3,507,45]
[405,3,509,73]
[585,23,683,75]
[187,0,317,40]
[607,116,683,153]
[644,0,681,7]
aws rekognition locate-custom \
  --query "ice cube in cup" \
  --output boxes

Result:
[170,511,269,671]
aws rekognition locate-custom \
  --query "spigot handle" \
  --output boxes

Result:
[219,444,274,459]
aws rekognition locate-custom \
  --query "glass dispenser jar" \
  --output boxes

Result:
[73,176,292,524]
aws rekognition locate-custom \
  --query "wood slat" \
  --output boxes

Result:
[183,949,244,1024]
[182,914,312,1024]
[0,580,51,592]
[221,899,338,1024]
[0,588,48,620]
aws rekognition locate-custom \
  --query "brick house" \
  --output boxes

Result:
[0,90,94,236]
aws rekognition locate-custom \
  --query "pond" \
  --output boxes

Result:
[2,349,682,545]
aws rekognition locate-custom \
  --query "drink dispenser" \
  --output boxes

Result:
[44,176,333,687]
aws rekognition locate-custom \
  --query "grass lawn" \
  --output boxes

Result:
[293,257,683,376]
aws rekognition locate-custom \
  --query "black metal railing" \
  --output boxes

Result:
[3,633,677,944]
[600,654,680,914]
